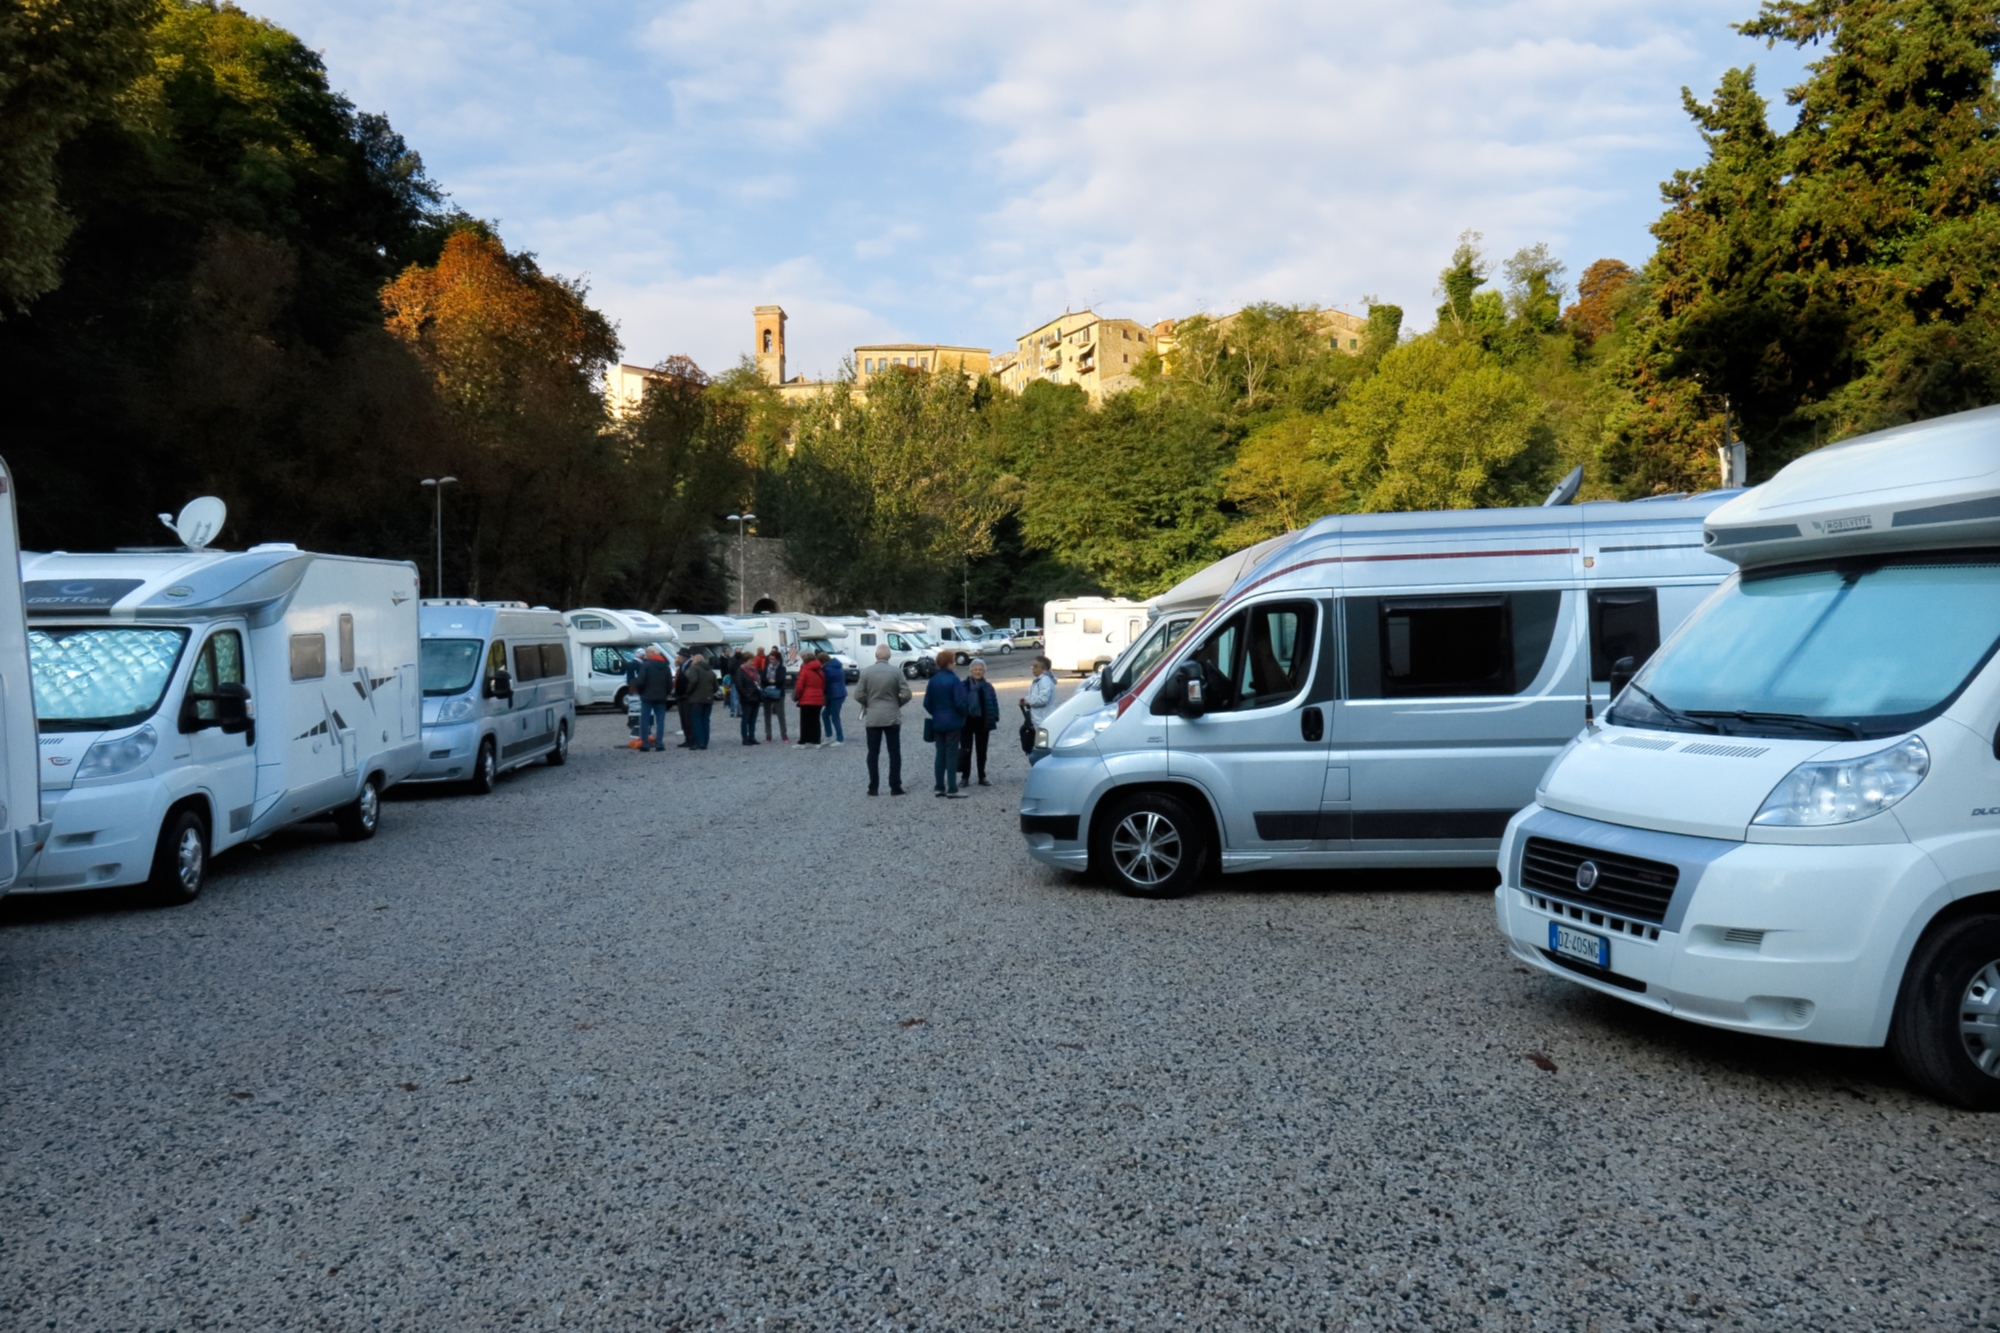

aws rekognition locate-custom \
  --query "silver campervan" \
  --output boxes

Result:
[413,601,576,792]
[1019,494,1741,896]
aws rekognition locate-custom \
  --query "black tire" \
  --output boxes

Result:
[467,738,498,795]
[902,661,920,680]
[546,720,570,766]
[1091,791,1211,899]
[1890,913,2000,1110]
[334,774,382,841]
[147,807,208,906]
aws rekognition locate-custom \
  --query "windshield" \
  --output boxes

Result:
[31,626,190,731]
[1102,617,1197,701]
[1611,553,2000,739]
[421,637,484,696]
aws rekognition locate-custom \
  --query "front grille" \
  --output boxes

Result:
[1521,836,1679,924]
[1523,891,1661,942]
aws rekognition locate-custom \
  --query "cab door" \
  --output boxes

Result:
[183,626,258,847]
[1165,598,1331,850]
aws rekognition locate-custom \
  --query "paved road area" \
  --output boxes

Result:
[3,654,1997,1330]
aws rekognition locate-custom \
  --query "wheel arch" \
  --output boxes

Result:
[1886,888,2000,1041]
[1087,779,1222,871]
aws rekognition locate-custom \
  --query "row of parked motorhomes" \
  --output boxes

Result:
[0,498,987,907]
[5,407,1999,1105]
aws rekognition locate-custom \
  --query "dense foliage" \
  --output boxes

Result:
[5,0,1998,621]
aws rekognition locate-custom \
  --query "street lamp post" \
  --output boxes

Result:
[726,513,757,613]
[420,476,457,599]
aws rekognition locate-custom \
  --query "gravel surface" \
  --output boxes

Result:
[3,652,1997,1330]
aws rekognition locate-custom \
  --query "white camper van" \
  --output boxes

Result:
[413,602,576,791]
[661,612,753,659]
[901,615,985,657]
[565,608,679,708]
[19,510,421,904]
[786,613,858,682]
[1020,494,1740,899]
[1043,597,1149,675]
[0,457,48,891]
[843,618,937,680]
[1494,411,2000,1108]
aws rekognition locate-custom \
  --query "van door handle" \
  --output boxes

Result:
[1300,706,1323,742]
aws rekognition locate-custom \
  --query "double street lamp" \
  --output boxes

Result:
[420,476,457,599]
[726,513,757,614]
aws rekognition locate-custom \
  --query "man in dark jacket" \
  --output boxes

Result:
[762,648,790,743]
[634,647,676,752]
[734,652,762,745]
[683,651,718,750]
[957,658,1001,787]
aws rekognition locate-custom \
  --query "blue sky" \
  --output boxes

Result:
[258,0,1815,381]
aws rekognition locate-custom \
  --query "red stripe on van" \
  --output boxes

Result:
[1126,546,1579,702]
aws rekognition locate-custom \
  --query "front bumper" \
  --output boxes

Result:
[407,720,482,783]
[1495,806,1944,1047]
[13,784,164,893]
[1019,751,1103,871]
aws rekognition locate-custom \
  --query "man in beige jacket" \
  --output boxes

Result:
[853,644,913,795]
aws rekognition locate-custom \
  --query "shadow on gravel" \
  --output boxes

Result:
[1041,864,1500,903]
[1529,968,1920,1106]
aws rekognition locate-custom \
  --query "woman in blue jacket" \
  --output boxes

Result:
[819,650,849,745]
[922,650,969,797]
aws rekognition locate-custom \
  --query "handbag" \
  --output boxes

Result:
[922,719,935,743]
[761,685,780,701]
[1019,718,1036,754]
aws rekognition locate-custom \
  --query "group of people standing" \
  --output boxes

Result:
[628,640,1062,803]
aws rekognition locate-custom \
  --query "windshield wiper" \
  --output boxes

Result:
[1620,684,1721,733]
[1687,709,1866,739]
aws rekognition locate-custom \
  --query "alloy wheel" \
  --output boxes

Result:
[1110,810,1181,887]
[176,825,204,893]
[1960,960,2000,1075]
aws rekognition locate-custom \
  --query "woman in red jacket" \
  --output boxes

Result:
[795,653,827,746]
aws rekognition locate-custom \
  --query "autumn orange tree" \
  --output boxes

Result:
[383,227,623,603]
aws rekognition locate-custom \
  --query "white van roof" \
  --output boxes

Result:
[1705,404,2000,567]
[1151,530,1299,615]
[22,548,414,625]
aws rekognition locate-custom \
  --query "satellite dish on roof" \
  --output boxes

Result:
[157,496,227,550]
[1542,465,1584,508]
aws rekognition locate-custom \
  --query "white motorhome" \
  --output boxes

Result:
[1030,532,1302,760]
[843,617,937,680]
[1043,597,1149,675]
[785,613,857,682]
[730,614,798,655]
[413,602,576,790]
[660,611,753,660]
[1020,493,1741,900]
[0,456,48,891]
[1495,410,2000,1109]
[565,608,679,708]
[899,614,985,657]
[20,513,421,904]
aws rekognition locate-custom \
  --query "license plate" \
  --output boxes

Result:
[1549,922,1610,969]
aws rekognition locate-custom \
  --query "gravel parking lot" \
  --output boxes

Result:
[3,652,1997,1330]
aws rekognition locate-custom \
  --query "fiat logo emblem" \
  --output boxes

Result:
[1575,860,1600,892]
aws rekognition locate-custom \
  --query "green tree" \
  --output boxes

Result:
[0,0,157,310]
[1219,412,1342,545]
[1318,339,1554,512]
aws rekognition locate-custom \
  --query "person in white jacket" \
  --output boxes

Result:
[1023,655,1056,731]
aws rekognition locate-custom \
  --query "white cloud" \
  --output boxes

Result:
[257,0,1815,372]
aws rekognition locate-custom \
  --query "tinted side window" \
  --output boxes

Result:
[540,642,567,678]
[290,633,326,681]
[514,644,541,680]
[1228,602,1317,711]
[338,614,355,674]
[1589,587,1661,680]
[190,631,245,721]
[1345,591,1560,699]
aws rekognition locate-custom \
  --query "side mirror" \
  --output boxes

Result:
[486,669,513,701]
[1151,661,1206,718]
[181,681,253,734]
[1607,655,1638,700]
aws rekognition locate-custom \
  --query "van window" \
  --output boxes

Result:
[1081,618,1103,635]
[859,632,876,647]
[290,633,326,681]
[590,646,628,674]
[338,614,355,674]
[1345,592,1560,698]
[29,627,189,731]
[539,642,567,678]
[1185,601,1318,712]
[487,640,507,681]
[887,633,910,651]
[1588,588,1660,680]
[514,644,542,680]
[188,630,245,722]
[573,615,610,631]
[421,639,483,695]
[1055,612,1076,624]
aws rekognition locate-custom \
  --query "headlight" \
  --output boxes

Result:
[1033,726,1050,750]
[76,725,158,780]
[438,696,477,723]
[1751,735,1929,827]
[1055,706,1117,750]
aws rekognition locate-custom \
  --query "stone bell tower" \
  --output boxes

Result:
[754,305,786,385]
